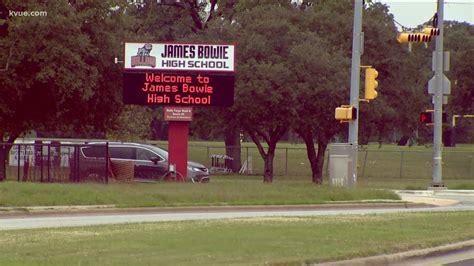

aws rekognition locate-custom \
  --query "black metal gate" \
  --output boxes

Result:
[0,142,109,183]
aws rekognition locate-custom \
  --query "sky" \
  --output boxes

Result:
[377,0,474,30]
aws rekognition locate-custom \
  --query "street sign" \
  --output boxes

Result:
[428,75,450,95]
[432,95,448,105]
[164,107,193,121]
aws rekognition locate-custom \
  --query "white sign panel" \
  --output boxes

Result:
[124,42,235,72]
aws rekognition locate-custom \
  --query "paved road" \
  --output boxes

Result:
[0,190,473,265]
[0,192,473,230]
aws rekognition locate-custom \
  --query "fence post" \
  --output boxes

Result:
[40,143,44,182]
[325,147,330,179]
[399,150,404,179]
[105,142,109,184]
[47,144,51,182]
[17,144,20,182]
[361,150,368,178]
[0,143,6,181]
[470,154,474,178]
[75,146,80,182]
[246,147,249,168]
[22,144,28,182]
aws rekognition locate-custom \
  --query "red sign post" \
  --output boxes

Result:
[164,106,192,181]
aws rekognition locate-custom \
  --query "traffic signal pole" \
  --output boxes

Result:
[432,0,445,187]
[348,0,363,187]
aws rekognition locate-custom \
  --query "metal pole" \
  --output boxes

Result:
[47,144,51,182]
[40,144,43,182]
[361,149,368,178]
[285,148,288,176]
[399,151,404,179]
[105,142,109,184]
[17,144,20,182]
[348,0,363,187]
[432,0,444,187]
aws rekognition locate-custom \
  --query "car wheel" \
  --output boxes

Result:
[199,177,210,183]
[84,170,102,182]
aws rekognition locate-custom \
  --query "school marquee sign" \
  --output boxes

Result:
[123,42,235,107]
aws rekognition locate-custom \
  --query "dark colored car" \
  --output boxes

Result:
[80,142,209,182]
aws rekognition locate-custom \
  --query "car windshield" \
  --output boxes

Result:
[144,144,169,159]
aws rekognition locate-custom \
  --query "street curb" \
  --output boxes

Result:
[316,239,474,266]
[0,202,432,217]
[397,195,459,207]
[396,189,474,196]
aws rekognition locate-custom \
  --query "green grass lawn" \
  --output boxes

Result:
[1,142,472,207]
[1,212,473,265]
[0,177,400,208]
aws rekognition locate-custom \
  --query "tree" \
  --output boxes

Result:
[289,35,349,184]
[444,21,474,143]
[357,2,435,145]
[107,106,153,141]
[444,21,474,114]
[0,1,129,142]
[186,10,243,172]
[230,4,302,182]
[0,1,128,179]
[286,1,351,184]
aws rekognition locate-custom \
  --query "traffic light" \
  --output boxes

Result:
[0,3,8,38]
[335,105,357,122]
[397,32,432,43]
[423,26,440,37]
[420,110,448,124]
[420,112,433,124]
[364,67,378,101]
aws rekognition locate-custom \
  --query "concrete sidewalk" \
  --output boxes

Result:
[397,189,474,197]
[397,194,459,207]
[396,189,474,207]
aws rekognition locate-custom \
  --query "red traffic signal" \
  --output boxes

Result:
[420,112,433,124]
[420,111,447,124]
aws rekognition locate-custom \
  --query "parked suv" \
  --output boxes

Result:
[80,142,209,183]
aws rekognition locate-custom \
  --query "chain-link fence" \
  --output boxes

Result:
[176,144,474,180]
[2,142,472,181]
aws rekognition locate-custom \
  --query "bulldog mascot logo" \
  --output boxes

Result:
[131,43,156,68]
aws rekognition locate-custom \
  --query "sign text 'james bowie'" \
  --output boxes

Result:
[160,45,230,69]
[123,72,234,107]
[161,44,229,59]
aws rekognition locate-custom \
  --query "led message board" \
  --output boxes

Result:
[123,72,234,107]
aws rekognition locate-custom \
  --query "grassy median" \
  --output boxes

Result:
[0,177,400,207]
[1,212,473,265]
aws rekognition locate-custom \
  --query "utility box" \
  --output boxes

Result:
[329,143,356,187]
